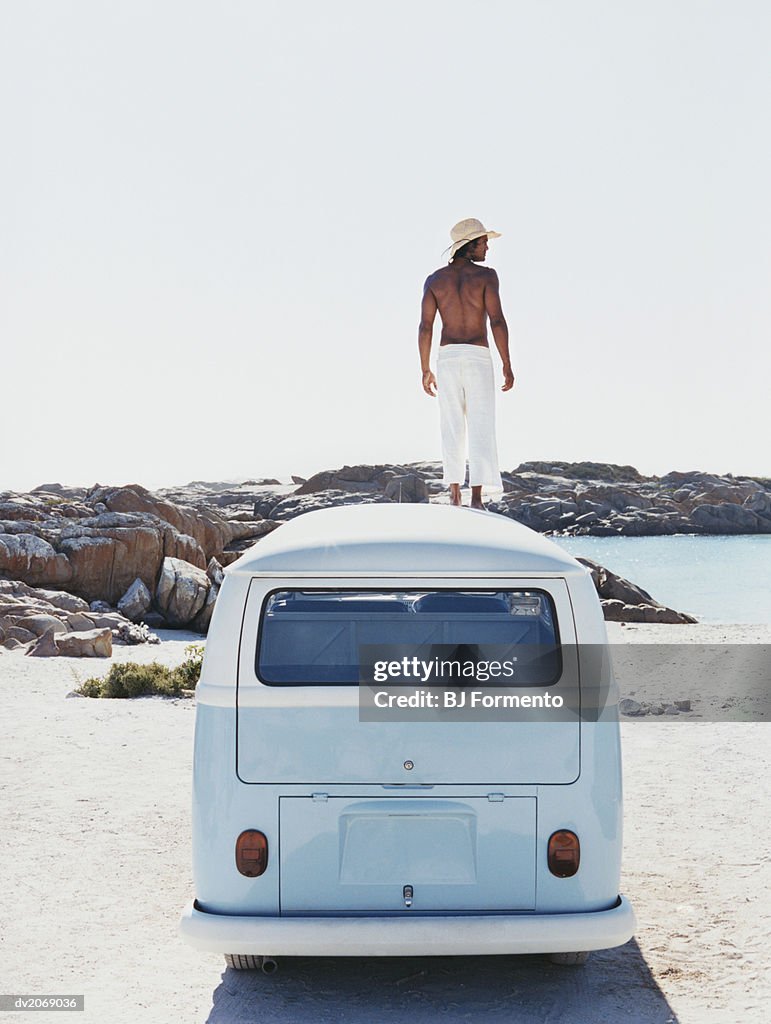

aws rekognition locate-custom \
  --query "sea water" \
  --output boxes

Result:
[552,534,771,624]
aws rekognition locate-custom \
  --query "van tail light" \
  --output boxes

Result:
[548,830,580,877]
[235,830,268,877]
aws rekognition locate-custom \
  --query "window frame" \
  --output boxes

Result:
[254,586,564,688]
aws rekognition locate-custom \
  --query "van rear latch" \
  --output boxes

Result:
[487,793,505,802]
[403,885,414,908]
[311,792,329,802]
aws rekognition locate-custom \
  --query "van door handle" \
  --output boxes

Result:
[403,885,414,908]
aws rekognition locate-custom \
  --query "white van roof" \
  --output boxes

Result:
[228,503,583,576]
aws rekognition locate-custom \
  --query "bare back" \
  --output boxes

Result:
[425,261,495,346]
[418,236,513,402]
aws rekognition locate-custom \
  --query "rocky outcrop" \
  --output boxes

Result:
[1,463,766,633]
[0,579,158,655]
[208,461,770,536]
[487,465,771,537]
[577,557,697,624]
[0,484,279,614]
[86,484,231,555]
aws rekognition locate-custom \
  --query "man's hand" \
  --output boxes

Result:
[501,365,515,392]
[422,369,437,397]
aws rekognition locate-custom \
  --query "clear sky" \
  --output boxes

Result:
[2,1,769,492]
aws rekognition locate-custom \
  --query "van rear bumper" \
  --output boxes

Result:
[179,896,635,957]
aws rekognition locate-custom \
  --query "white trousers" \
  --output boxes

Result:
[437,344,502,494]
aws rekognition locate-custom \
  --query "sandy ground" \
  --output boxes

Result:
[0,624,768,1024]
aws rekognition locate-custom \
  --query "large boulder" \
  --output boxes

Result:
[576,558,655,605]
[6,626,36,645]
[155,557,210,627]
[33,589,91,614]
[56,627,112,658]
[577,558,697,623]
[15,614,68,638]
[384,475,429,503]
[26,629,61,657]
[117,578,152,623]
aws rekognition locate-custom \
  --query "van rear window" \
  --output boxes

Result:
[256,589,560,686]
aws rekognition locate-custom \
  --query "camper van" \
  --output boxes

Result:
[180,504,635,970]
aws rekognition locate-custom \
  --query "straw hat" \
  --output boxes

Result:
[447,218,502,259]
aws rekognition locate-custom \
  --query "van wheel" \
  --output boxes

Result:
[225,954,263,970]
[547,951,590,966]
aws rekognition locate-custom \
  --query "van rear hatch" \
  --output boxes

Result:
[237,579,580,786]
[279,795,536,913]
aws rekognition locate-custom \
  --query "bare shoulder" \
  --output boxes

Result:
[425,267,449,291]
[482,266,499,285]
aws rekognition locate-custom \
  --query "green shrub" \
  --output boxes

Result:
[76,677,104,699]
[77,644,204,699]
[174,643,205,688]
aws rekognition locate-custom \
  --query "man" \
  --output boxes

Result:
[418,218,514,509]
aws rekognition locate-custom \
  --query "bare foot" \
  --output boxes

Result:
[449,484,462,506]
[470,486,485,510]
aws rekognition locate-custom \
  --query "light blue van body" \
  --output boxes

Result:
[180,504,635,959]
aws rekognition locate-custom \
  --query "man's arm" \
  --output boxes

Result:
[484,270,514,392]
[418,279,438,397]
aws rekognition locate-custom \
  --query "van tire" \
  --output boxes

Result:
[547,951,590,966]
[225,954,264,971]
